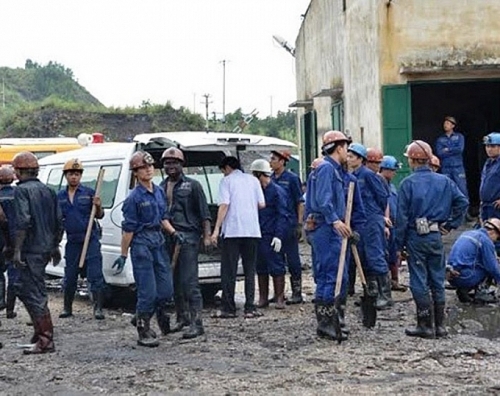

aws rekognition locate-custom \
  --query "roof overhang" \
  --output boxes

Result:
[312,87,343,99]
[400,63,500,75]
[288,99,313,109]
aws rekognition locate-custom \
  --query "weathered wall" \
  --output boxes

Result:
[344,0,381,147]
[380,0,500,84]
[295,0,345,156]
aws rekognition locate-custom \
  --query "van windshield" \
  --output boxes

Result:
[153,165,223,204]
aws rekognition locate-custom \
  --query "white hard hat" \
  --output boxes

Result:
[250,159,272,175]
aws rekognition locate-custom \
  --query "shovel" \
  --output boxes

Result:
[333,182,355,344]
[351,243,377,328]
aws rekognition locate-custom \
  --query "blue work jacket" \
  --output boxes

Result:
[352,165,389,217]
[435,132,465,169]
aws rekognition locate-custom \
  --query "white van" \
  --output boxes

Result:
[38,131,296,300]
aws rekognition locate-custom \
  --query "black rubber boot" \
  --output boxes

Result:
[182,309,204,339]
[315,302,347,342]
[337,295,349,334]
[375,274,393,311]
[434,302,448,338]
[286,276,303,305]
[59,291,75,318]
[156,304,171,336]
[0,274,6,311]
[348,259,356,296]
[170,312,190,333]
[456,287,474,303]
[93,291,105,320]
[137,313,159,347]
[405,304,434,339]
[6,287,16,319]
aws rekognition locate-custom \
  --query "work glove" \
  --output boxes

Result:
[172,231,186,245]
[270,237,282,253]
[112,255,127,275]
[51,247,62,266]
[348,231,360,245]
[13,250,26,270]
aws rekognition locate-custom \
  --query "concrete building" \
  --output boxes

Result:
[292,0,500,212]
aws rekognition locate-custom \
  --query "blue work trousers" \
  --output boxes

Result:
[256,235,286,277]
[282,228,302,279]
[386,228,398,266]
[64,238,106,294]
[310,223,346,304]
[449,267,487,290]
[131,243,173,315]
[407,231,446,306]
[442,166,468,199]
[169,234,203,315]
[359,214,389,276]
[15,253,51,319]
[7,261,19,293]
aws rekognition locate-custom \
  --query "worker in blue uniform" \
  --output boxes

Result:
[57,159,107,320]
[270,149,304,304]
[347,142,392,310]
[305,130,351,341]
[480,133,500,238]
[379,155,406,292]
[0,166,18,319]
[251,159,290,310]
[446,218,500,303]
[396,140,468,339]
[113,151,180,347]
[435,116,468,200]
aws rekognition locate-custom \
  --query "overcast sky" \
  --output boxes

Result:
[1,0,310,119]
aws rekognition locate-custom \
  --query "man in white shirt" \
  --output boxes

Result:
[211,156,265,318]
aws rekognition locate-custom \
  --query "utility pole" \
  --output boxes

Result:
[201,94,212,132]
[220,60,230,123]
[2,77,5,109]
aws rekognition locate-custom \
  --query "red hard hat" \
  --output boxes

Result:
[404,140,432,160]
[430,155,441,168]
[130,151,155,170]
[366,147,384,163]
[310,157,324,169]
[271,149,292,161]
[322,130,349,145]
[161,147,185,163]
[0,166,14,184]
[12,151,39,169]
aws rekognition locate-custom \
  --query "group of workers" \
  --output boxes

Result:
[1,115,499,352]
[305,116,500,342]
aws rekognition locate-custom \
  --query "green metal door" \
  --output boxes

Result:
[331,100,344,132]
[300,110,317,180]
[382,84,412,187]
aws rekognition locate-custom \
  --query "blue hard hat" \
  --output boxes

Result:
[380,155,401,171]
[483,132,500,145]
[348,143,367,159]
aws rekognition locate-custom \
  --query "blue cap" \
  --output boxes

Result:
[483,132,500,145]
[348,143,367,159]
[380,155,401,171]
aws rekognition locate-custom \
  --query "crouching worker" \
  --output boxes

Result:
[447,218,500,304]
[250,159,290,310]
[58,159,107,320]
[113,151,178,347]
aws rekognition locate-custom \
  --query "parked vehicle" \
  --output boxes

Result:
[38,131,296,301]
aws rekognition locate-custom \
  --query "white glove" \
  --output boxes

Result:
[270,237,282,253]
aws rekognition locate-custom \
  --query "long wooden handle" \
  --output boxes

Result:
[171,243,181,272]
[79,168,105,269]
[351,243,367,286]
[334,181,355,299]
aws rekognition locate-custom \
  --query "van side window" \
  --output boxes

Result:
[46,165,121,209]
[79,165,121,209]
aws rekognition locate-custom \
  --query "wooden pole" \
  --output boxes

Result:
[78,168,105,269]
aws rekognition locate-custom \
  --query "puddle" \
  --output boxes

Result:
[447,304,500,339]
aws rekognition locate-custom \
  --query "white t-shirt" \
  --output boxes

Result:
[218,169,265,238]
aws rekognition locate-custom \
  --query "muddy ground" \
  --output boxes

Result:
[2,228,500,395]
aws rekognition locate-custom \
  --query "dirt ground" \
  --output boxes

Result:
[2,231,500,395]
